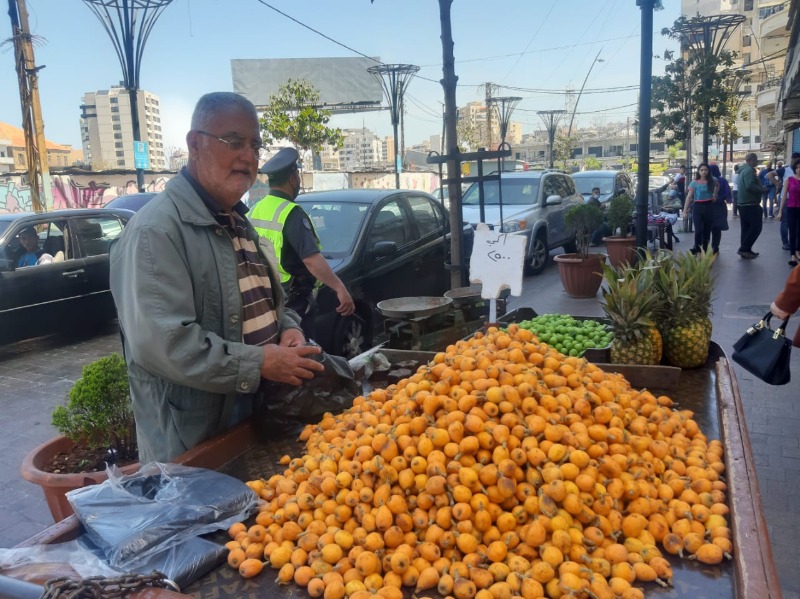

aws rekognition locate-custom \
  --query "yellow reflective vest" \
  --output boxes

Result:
[251,194,319,284]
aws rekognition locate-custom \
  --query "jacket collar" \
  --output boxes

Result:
[169,170,248,226]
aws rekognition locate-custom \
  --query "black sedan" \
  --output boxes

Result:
[297,189,471,357]
[0,208,133,345]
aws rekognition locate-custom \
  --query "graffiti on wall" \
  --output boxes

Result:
[0,174,173,213]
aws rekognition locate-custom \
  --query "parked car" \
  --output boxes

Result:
[103,192,157,212]
[571,170,634,205]
[297,189,473,357]
[460,170,583,275]
[0,209,133,344]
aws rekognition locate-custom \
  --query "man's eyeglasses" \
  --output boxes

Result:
[196,130,263,155]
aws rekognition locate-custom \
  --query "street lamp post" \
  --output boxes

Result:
[674,14,746,164]
[567,50,604,139]
[368,64,420,189]
[486,95,522,149]
[82,0,174,192]
[537,110,566,169]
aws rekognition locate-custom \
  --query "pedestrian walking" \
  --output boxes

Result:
[777,158,800,266]
[684,162,719,254]
[737,152,768,259]
[709,164,730,254]
[760,161,777,219]
[732,164,739,218]
[780,153,800,250]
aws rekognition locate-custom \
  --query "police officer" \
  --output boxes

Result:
[251,147,355,339]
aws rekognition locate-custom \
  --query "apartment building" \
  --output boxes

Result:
[680,0,791,155]
[0,121,74,173]
[80,86,166,170]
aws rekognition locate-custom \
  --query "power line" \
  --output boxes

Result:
[418,35,639,67]
[501,1,557,83]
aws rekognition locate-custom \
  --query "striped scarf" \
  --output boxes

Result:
[213,210,279,346]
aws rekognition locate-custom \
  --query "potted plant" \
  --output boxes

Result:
[602,193,637,268]
[553,203,607,298]
[20,354,140,522]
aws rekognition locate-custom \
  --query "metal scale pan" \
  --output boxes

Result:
[376,296,453,319]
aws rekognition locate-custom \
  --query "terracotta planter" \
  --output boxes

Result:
[553,253,607,299]
[20,435,139,522]
[602,236,637,268]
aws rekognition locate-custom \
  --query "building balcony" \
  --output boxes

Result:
[754,2,789,40]
[755,82,780,110]
[0,156,14,165]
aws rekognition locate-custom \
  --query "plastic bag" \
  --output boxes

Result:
[0,536,224,591]
[67,462,257,569]
[257,345,359,430]
[0,539,119,582]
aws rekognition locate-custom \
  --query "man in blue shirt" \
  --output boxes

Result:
[16,227,40,268]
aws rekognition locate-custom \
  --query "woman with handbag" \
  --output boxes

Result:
[771,265,800,348]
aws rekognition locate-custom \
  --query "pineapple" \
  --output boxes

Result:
[600,262,663,365]
[657,250,716,368]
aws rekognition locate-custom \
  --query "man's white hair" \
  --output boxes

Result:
[190,92,257,131]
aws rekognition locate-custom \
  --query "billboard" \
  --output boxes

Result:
[231,57,384,112]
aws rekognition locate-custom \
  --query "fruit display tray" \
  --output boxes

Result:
[12,345,779,599]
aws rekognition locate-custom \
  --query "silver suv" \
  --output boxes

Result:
[460,171,583,275]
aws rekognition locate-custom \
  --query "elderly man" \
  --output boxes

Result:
[737,152,768,259]
[110,92,324,462]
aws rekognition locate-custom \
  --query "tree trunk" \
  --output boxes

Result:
[439,0,464,289]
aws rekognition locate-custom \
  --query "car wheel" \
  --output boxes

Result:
[525,232,549,275]
[333,313,372,359]
[563,238,578,254]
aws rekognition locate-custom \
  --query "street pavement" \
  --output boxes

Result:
[0,211,797,597]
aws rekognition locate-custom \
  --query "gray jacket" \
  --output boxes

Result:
[110,174,301,463]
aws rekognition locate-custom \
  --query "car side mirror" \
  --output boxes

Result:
[371,240,398,257]
[545,194,562,205]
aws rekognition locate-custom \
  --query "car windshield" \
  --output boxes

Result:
[299,200,370,256]
[572,176,614,195]
[462,178,540,206]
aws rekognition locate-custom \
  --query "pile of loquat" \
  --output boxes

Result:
[224,324,731,599]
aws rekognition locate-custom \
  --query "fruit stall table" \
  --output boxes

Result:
[6,345,780,599]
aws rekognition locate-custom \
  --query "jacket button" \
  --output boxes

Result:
[240,381,249,391]
[230,314,239,324]
[215,228,223,236]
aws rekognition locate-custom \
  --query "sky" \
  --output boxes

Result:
[1,0,682,155]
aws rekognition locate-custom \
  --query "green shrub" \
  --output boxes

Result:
[51,353,136,459]
[607,193,635,237]
[565,203,604,257]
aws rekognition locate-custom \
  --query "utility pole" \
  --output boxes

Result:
[483,82,495,149]
[9,0,53,211]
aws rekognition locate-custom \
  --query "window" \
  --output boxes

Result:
[744,0,753,10]
[743,35,751,47]
[407,196,442,238]
[113,124,121,131]
[742,136,751,144]
[368,200,408,250]
[73,217,123,257]
[543,176,558,200]
[116,151,124,157]
[115,142,123,148]
[110,97,118,103]
[114,133,122,139]
[755,135,761,143]
[743,53,751,65]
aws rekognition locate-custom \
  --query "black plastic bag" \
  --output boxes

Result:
[255,345,359,437]
[67,463,257,569]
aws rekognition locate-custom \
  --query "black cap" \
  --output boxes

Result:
[259,147,299,175]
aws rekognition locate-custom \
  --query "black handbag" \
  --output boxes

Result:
[732,312,792,385]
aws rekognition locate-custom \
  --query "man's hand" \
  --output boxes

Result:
[261,343,324,386]
[279,328,306,347]
[336,288,355,316]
